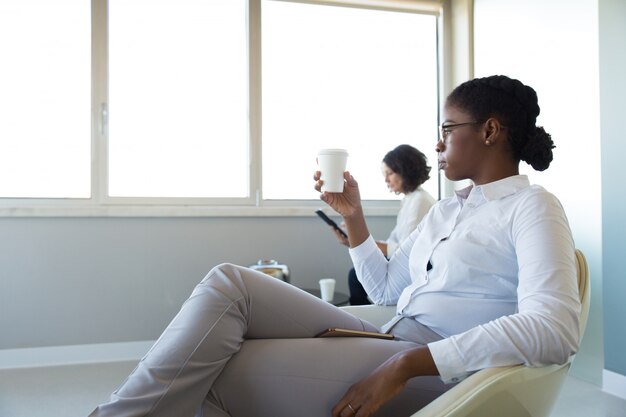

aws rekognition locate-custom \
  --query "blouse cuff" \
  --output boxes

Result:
[348,235,379,262]
[428,338,471,384]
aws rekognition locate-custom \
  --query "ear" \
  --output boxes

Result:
[483,118,503,145]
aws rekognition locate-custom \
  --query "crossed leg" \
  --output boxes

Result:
[90,263,389,417]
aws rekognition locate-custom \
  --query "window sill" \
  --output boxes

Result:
[0,203,399,218]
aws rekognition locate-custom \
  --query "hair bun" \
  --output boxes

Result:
[520,126,554,171]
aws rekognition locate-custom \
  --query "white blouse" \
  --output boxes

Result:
[350,175,581,383]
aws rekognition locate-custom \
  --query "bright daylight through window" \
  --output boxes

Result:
[262,1,438,200]
[0,0,91,198]
[0,0,439,207]
[108,0,249,198]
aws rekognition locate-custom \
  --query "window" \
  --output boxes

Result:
[262,1,439,201]
[108,0,249,198]
[0,0,91,198]
[0,0,440,214]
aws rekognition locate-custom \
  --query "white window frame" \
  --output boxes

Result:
[0,0,459,217]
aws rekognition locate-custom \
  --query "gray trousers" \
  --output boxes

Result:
[90,263,450,417]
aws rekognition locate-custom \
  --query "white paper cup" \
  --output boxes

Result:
[319,278,336,302]
[317,149,348,193]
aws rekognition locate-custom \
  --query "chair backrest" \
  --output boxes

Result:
[575,249,590,340]
[412,249,591,417]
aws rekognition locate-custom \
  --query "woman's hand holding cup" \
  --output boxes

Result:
[314,170,363,219]
[314,149,370,249]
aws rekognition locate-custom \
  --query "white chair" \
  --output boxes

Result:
[342,249,590,417]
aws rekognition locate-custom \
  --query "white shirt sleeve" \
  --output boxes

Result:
[349,232,416,306]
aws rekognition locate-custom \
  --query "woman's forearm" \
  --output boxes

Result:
[343,206,371,248]
[394,346,440,380]
[332,346,440,417]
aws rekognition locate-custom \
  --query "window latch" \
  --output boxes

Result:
[100,103,108,136]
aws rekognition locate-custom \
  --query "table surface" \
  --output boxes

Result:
[302,288,349,306]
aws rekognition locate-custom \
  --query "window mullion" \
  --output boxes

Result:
[249,0,263,205]
[92,0,108,204]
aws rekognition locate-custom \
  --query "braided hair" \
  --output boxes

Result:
[446,75,555,171]
[382,144,431,193]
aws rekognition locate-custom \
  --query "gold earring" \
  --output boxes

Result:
[485,140,492,145]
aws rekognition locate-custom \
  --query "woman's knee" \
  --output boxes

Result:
[202,263,247,283]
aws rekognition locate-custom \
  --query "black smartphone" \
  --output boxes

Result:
[315,209,348,239]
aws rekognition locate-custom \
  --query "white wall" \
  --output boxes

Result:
[0,215,395,349]
[473,0,603,384]
[599,0,626,387]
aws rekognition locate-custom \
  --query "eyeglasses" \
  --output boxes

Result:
[439,121,482,140]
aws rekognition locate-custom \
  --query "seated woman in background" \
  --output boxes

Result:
[90,75,580,417]
[328,144,435,305]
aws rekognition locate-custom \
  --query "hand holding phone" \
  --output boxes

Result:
[315,209,348,239]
